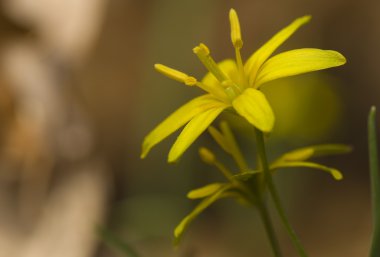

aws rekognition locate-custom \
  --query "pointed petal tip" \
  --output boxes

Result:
[339,53,347,65]
[140,147,150,159]
[261,126,274,133]
[140,142,149,159]
[300,15,312,22]
[259,118,275,133]
[141,135,154,158]
[332,170,343,180]
[168,151,180,164]
[229,9,238,21]
[328,50,347,65]
[249,116,275,133]
[154,63,164,71]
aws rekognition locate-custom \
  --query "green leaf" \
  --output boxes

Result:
[97,226,140,257]
[273,144,352,164]
[187,183,225,199]
[368,106,380,257]
[174,184,233,244]
[270,161,343,180]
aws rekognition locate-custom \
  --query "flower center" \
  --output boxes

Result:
[193,43,242,101]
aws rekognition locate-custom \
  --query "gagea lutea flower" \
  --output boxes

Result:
[142,9,346,163]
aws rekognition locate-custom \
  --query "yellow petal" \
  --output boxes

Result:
[187,183,225,199]
[244,15,311,85]
[201,59,239,99]
[168,104,227,162]
[232,88,274,132]
[255,48,346,87]
[270,161,343,180]
[141,94,221,159]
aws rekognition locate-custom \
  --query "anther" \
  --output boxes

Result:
[154,64,197,86]
[193,43,228,83]
[229,9,243,49]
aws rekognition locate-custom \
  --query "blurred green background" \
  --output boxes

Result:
[0,0,379,256]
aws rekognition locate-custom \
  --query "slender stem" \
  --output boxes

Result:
[214,161,236,183]
[255,129,308,257]
[368,106,380,256]
[256,199,283,257]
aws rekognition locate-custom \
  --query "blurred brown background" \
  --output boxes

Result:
[0,0,379,256]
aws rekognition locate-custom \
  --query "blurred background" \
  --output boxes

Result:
[0,0,379,256]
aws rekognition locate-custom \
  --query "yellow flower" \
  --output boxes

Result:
[142,9,346,163]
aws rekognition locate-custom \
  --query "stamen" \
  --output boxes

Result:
[198,147,234,182]
[229,9,243,49]
[220,121,249,171]
[154,64,197,86]
[235,48,246,86]
[229,9,248,88]
[193,43,228,82]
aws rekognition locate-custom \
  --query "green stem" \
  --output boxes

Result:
[256,199,283,257]
[255,129,308,257]
[368,106,380,257]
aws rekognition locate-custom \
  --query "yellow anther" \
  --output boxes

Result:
[193,43,228,83]
[193,43,210,56]
[184,77,197,86]
[229,9,243,49]
[154,64,197,86]
[199,147,216,165]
